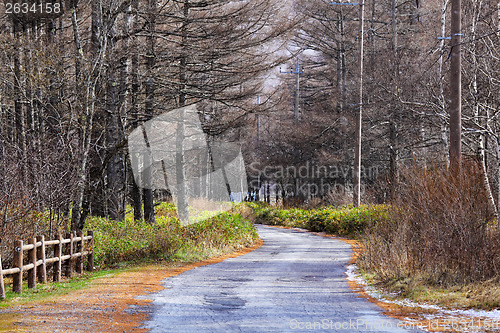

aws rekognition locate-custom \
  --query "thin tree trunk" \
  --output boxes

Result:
[70,3,85,230]
[105,65,125,220]
[470,0,497,215]
[438,0,449,164]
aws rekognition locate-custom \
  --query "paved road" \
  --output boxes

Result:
[144,225,422,332]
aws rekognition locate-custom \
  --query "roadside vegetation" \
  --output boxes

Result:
[358,162,500,310]
[85,202,258,267]
[0,202,258,303]
[248,202,388,238]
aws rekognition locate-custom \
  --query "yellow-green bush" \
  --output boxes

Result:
[248,202,389,237]
[84,202,258,268]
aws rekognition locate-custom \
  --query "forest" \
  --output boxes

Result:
[0,0,499,238]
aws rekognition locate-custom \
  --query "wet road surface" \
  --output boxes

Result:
[144,225,422,332]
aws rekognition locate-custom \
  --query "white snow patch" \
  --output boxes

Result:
[345,264,500,323]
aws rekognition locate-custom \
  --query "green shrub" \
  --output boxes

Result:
[247,202,389,237]
[84,203,258,268]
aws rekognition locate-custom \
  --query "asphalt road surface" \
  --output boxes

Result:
[143,225,422,332]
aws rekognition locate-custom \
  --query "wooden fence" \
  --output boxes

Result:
[0,231,94,299]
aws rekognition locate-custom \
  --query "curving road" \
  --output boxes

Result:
[143,225,422,332]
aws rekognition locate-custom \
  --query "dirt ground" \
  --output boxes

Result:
[0,240,263,333]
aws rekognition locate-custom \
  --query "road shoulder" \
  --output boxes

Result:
[0,240,263,333]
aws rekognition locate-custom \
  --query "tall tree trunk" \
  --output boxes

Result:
[13,20,26,184]
[175,107,189,221]
[336,10,347,111]
[105,68,125,220]
[497,138,500,230]
[353,0,364,207]
[45,20,60,134]
[449,0,462,171]
[470,0,497,215]
[174,0,191,222]
[86,0,107,219]
[129,0,143,221]
[143,0,157,224]
[388,0,399,198]
[70,3,86,231]
[105,21,126,221]
[71,2,105,230]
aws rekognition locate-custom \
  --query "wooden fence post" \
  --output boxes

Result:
[0,233,96,298]
[36,235,47,284]
[28,237,37,289]
[53,234,62,282]
[76,231,83,274]
[0,254,5,299]
[65,233,74,277]
[86,231,94,272]
[13,240,23,294]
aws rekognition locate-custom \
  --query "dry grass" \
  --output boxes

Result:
[377,274,500,310]
[359,161,500,289]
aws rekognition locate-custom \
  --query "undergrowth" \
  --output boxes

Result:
[358,161,500,294]
[84,202,258,268]
[247,202,388,238]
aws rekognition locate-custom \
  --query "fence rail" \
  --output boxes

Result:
[0,231,94,299]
